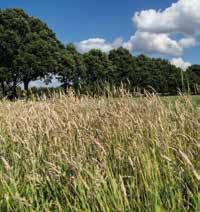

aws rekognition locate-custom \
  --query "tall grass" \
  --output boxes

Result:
[0,93,199,211]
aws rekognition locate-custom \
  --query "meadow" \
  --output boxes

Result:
[0,93,199,211]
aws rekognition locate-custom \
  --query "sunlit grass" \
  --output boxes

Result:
[0,93,199,211]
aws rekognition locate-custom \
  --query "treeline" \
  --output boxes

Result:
[0,8,200,99]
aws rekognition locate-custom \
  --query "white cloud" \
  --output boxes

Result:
[76,37,123,53]
[76,0,199,57]
[123,31,183,56]
[170,57,191,70]
[133,0,200,35]
[112,37,124,48]
[178,37,197,48]
[123,32,197,56]
[130,0,199,55]
[77,33,191,56]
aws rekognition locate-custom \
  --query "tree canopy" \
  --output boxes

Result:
[0,8,63,97]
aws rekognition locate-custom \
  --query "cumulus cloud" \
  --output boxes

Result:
[178,37,197,48]
[133,0,200,35]
[76,0,199,57]
[123,32,197,56]
[129,0,199,55]
[170,57,191,70]
[123,31,183,56]
[76,37,123,53]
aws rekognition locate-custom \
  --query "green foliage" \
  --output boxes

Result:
[186,65,200,94]
[0,8,62,98]
[134,56,184,94]
[109,47,136,87]
[83,49,115,94]
[56,44,86,93]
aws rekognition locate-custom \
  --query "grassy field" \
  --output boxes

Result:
[0,93,199,211]
[161,95,200,108]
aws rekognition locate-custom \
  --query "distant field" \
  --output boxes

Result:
[161,95,200,107]
[0,94,199,211]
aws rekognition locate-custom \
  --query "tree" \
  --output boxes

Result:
[56,50,76,93]
[161,61,183,95]
[83,49,115,94]
[0,67,11,97]
[20,17,63,93]
[65,44,86,92]
[108,47,136,89]
[132,54,152,92]
[56,44,86,93]
[0,8,62,98]
[186,65,200,94]
[0,21,22,98]
[134,55,183,95]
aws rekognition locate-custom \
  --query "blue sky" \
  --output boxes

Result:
[0,0,199,68]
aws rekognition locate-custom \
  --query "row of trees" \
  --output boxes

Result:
[0,8,200,99]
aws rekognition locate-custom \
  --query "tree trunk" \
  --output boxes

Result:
[12,78,18,99]
[63,81,70,94]
[63,83,68,94]
[24,80,30,92]
[1,81,6,97]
